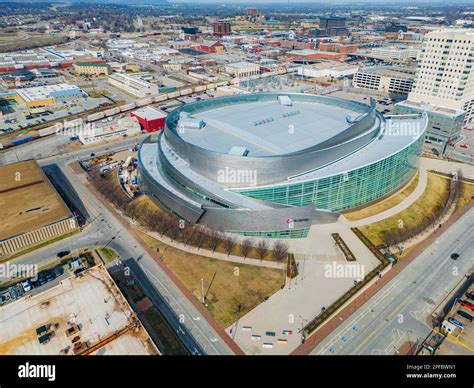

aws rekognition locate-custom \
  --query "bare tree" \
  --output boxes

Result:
[148,212,164,232]
[224,235,237,256]
[239,238,252,258]
[179,223,194,245]
[272,240,289,261]
[124,200,140,219]
[207,229,221,253]
[165,219,180,240]
[193,226,208,249]
[154,216,169,235]
[256,239,269,261]
[140,210,155,229]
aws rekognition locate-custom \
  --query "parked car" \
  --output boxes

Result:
[458,300,474,311]
[21,280,32,292]
[53,267,64,277]
[57,250,70,258]
[457,310,473,322]
[448,317,465,330]
[465,292,474,301]
[450,253,460,260]
[32,275,47,288]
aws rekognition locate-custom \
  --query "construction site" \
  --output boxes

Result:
[0,265,159,355]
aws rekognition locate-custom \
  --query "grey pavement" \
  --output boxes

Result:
[311,207,474,355]
[0,136,234,355]
[140,227,285,270]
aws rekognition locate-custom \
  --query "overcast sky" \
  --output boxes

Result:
[176,0,451,3]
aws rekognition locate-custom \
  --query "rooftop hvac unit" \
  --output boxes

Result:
[228,146,249,156]
[278,95,292,106]
[179,118,205,130]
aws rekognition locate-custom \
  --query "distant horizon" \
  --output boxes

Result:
[2,0,473,4]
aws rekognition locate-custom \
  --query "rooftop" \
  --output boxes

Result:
[304,61,358,71]
[74,62,109,67]
[132,106,166,120]
[225,61,259,69]
[178,98,365,157]
[0,160,71,241]
[0,265,158,355]
[16,83,80,102]
[287,49,320,56]
[396,99,465,118]
[361,66,416,79]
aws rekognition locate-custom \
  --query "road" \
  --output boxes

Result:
[311,207,474,355]
[119,258,204,355]
[0,135,234,355]
[0,132,147,165]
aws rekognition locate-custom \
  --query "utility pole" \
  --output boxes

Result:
[201,278,205,304]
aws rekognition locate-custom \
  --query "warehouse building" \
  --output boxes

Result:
[130,106,167,132]
[74,62,111,76]
[224,62,260,79]
[0,160,78,256]
[297,61,358,80]
[78,116,142,144]
[108,73,158,98]
[15,83,83,107]
[287,49,347,62]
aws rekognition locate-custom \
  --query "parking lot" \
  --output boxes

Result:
[328,89,397,114]
[0,95,109,135]
[0,251,96,306]
[438,287,474,355]
[445,126,474,164]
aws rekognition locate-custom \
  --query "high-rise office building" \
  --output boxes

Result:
[315,16,349,38]
[396,29,474,148]
[246,8,259,16]
[213,20,232,37]
[408,29,474,122]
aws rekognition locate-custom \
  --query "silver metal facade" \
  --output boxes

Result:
[138,93,427,237]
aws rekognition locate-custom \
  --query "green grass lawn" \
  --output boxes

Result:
[98,247,118,264]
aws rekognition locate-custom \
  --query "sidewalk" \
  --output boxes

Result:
[136,226,285,270]
[348,168,428,228]
[87,182,245,355]
[347,156,474,228]
[292,200,474,355]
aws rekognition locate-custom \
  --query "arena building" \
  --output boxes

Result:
[138,93,428,239]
